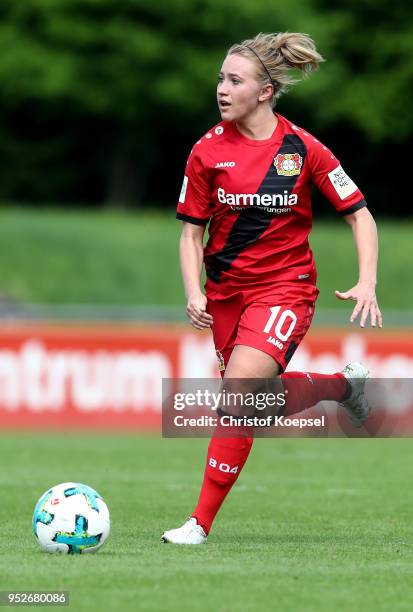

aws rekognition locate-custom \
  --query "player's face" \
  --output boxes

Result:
[217,54,266,122]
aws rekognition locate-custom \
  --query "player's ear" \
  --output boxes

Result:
[258,83,274,103]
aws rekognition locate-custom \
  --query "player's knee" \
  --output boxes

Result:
[219,378,264,418]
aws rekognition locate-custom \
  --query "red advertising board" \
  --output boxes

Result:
[0,324,412,429]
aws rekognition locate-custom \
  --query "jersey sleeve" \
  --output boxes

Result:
[176,146,212,226]
[308,140,367,215]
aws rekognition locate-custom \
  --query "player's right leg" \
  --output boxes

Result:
[161,345,280,544]
[161,517,207,545]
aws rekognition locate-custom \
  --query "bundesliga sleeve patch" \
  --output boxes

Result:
[327,165,358,200]
[179,176,188,203]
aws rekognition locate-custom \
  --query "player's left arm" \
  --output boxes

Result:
[307,134,382,328]
[335,207,383,328]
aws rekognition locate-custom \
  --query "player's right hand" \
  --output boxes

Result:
[186,293,213,330]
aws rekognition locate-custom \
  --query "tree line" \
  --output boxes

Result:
[0,0,411,215]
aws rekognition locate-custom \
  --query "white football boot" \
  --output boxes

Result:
[340,362,370,427]
[161,517,207,545]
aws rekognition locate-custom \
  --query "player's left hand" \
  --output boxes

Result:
[335,283,383,328]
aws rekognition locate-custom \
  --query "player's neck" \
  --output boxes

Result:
[235,108,278,141]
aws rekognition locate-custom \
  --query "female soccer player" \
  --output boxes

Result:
[162,32,382,544]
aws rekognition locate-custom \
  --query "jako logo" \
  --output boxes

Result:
[217,187,298,207]
[267,336,284,350]
[215,161,236,168]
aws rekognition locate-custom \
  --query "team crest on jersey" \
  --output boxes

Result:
[274,153,303,176]
[216,350,225,372]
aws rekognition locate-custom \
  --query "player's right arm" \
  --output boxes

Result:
[180,222,213,330]
[176,142,214,330]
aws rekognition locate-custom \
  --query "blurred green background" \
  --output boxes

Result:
[0,210,411,312]
[0,0,411,310]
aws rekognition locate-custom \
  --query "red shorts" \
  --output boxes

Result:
[207,283,318,374]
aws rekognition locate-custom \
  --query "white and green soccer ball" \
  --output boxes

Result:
[33,482,110,554]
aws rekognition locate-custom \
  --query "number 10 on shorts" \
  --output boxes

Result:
[263,306,297,341]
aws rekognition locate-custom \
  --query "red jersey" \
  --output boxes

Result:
[176,113,366,299]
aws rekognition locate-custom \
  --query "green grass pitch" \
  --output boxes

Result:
[1,433,413,611]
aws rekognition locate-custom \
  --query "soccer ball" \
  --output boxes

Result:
[33,482,110,554]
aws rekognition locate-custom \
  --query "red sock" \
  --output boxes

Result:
[191,373,347,533]
[192,427,253,535]
[281,372,349,416]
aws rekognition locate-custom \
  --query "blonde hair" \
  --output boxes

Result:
[228,32,324,106]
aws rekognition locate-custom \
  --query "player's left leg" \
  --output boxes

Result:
[280,363,369,426]
[237,293,370,425]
